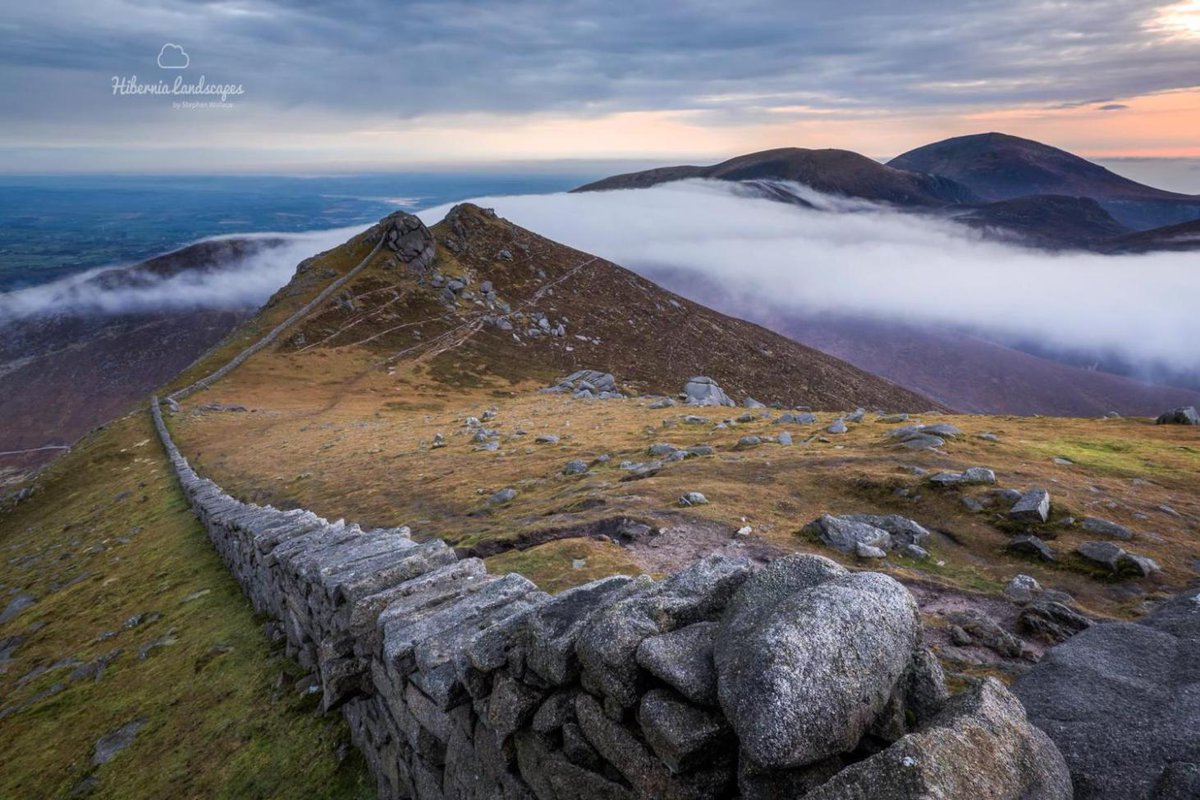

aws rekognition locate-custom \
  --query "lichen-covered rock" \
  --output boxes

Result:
[805,515,892,554]
[683,376,735,407]
[522,576,649,685]
[637,688,731,773]
[636,621,720,706]
[803,678,1071,799]
[576,555,752,708]
[715,554,847,649]
[716,559,920,768]
[1013,590,1200,800]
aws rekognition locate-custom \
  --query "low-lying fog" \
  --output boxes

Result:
[4,179,1195,383]
[423,180,1200,380]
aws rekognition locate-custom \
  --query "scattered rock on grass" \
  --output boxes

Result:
[1156,406,1199,425]
[1075,541,1161,577]
[1080,517,1133,541]
[93,719,147,765]
[1008,534,1056,562]
[679,492,709,507]
[775,412,817,425]
[805,515,892,554]
[684,376,735,407]
[1004,574,1042,603]
[489,487,518,505]
[0,595,35,625]
[1009,489,1051,523]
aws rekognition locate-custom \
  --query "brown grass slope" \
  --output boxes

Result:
[270,203,940,412]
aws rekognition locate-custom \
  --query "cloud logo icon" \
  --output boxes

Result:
[157,43,189,69]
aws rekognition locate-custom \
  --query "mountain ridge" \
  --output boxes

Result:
[575,132,1200,244]
[575,146,978,206]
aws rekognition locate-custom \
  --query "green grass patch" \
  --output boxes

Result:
[1020,434,1200,477]
[0,412,373,799]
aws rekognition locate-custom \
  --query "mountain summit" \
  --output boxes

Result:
[888,132,1188,202]
[890,132,1200,230]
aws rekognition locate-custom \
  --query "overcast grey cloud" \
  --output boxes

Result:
[1,0,1198,169]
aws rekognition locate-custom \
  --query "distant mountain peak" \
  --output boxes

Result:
[889,131,1195,202]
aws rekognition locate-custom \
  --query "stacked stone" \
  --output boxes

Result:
[150,396,1070,800]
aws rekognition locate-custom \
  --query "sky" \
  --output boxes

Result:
[2,0,1200,173]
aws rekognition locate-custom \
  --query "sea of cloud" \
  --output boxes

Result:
[422,180,1200,377]
[3,179,1196,378]
[0,227,365,324]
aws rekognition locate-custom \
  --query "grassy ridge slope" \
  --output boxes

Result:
[0,409,372,799]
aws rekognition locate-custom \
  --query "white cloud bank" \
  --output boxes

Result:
[422,180,1200,376]
[0,226,366,324]
[3,179,1196,380]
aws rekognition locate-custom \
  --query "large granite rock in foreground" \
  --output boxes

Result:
[715,556,922,768]
[805,678,1071,799]
[1013,590,1200,799]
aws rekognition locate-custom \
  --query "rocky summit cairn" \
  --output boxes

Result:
[1156,406,1200,425]
[383,211,437,273]
[684,376,736,407]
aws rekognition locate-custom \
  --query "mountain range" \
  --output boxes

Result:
[576,132,1200,251]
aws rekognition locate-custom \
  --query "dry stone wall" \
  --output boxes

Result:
[151,396,1072,800]
[146,210,1071,800]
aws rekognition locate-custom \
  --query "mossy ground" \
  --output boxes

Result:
[0,411,373,799]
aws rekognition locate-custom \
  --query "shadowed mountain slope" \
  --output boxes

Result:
[0,238,296,475]
[950,195,1130,250]
[1101,217,1200,253]
[574,147,977,206]
[631,267,1200,418]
